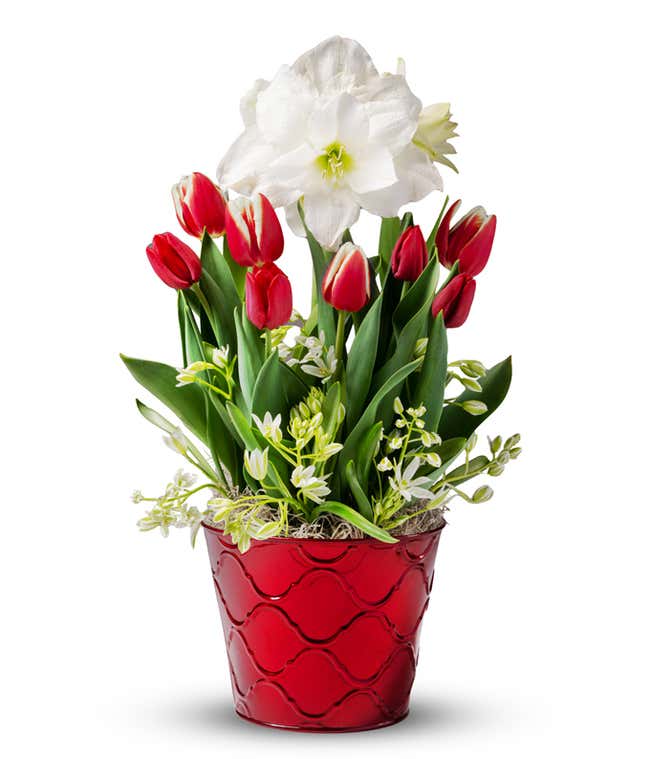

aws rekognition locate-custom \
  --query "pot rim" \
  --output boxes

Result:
[201,519,445,546]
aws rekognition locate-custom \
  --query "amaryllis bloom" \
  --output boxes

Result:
[435,200,496,277]
[172,172,227,238]
[391,225,428,281]
[225,193,284,267]
[217,36,442,251]
[322,242,371,312]
[431,274,476,328]
[412,103,458,172]
[146,232,201,289]
[245,262,292,329]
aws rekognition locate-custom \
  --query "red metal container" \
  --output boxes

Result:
[203,522,445,732]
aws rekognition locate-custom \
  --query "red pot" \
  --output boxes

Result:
[203,522,445,732]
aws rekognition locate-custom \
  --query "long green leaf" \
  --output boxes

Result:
[392,256,439,333]
[251,351,308,421]
[438,356,513,440]
[426,195,449,254]
[412,313,447,431]
[199,269,237,349]
[345,295,382,428]
[356,421,383,490]
[377,216,401,280]
[337,359,421,482]
[345,461,374,521]
[121,355,208,443]
[311,501,397,543]
[234,306,263,412]
[222,235,246,297]
[299,206,336,345]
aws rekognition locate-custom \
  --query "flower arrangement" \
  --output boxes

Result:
[123,36,519,553]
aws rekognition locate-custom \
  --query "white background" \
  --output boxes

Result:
[2,1,649,756]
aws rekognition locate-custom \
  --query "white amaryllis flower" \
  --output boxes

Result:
[389,459,432,502]
[217,36,442,250]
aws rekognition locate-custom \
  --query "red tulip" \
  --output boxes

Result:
[322,243,371,313]
[391,225,428,281]
[245,262,293,330]
[435,199,496,277]
[172,172,227,238]
[431,274,476,328]
[225,194,284,267]
[146,232,202,289]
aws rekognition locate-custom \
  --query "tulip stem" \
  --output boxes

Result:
[264,329,272,359]
[333,311,347,381]
[192,284,221,343]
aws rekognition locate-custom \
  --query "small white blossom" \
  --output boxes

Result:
[387,433,404,450]
[164,429,189,455]
[291,464,331,504]
[244,448,269,481]
[252,412,283,444]
[421,431,441,448]
[173,469,197,489]
[212,345,230,369]
[423,452,442,468]
[377,457,393,472]
[131,490,144,503]
[393,396,404,414]
[389,459,432,502]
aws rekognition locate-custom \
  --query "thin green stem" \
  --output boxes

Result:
[332,310,347,382]
[264,329,272,359]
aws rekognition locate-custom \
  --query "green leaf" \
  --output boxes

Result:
[178,291,208,364]
[345,461,374,521]
[234,306,263,412]
[345,295,382,428]
[438,357,513,440]
[426,195,450,254]
[392,256,439,333]
[445,455,490,486]
[299,205,336,345]
[207,399,240,486]
[226,402,258,450]
[121,355,208,443]
[311,501,397,543]
[321,381,342,440]
[199,269,237,349]
[222,235,246,297]
[201,233,240,311]
[251,351,308,421]
[356,421,383,490]
[377,216,401,279]
[372,296,431,394]
[337,359,421,482]
[412,313,447,431]
[177,292,188,366]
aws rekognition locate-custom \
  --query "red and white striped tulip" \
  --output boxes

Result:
[435,200,496,277]
[322,242,371,313]
[431,274,476,328]
[146,232,202,289]
[391,225,428,282]
[245,262,293,330]
[172,172,227,238]
[225,194,284,267]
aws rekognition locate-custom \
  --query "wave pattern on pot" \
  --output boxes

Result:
[204,523,444,732]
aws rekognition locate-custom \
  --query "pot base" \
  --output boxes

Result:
[235,708,409,733]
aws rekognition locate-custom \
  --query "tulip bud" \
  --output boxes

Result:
[391,225,428,281]
[146,232,202,289]
[431,274,476,328]
[435,200,496,277]
[172,172,227,238]
[245,262,293,330]
[322,242,371,313]
[225,193,284,267]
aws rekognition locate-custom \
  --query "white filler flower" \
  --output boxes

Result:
[218,36,442,250]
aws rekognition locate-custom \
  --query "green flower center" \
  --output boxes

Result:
[315,142,354,182]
